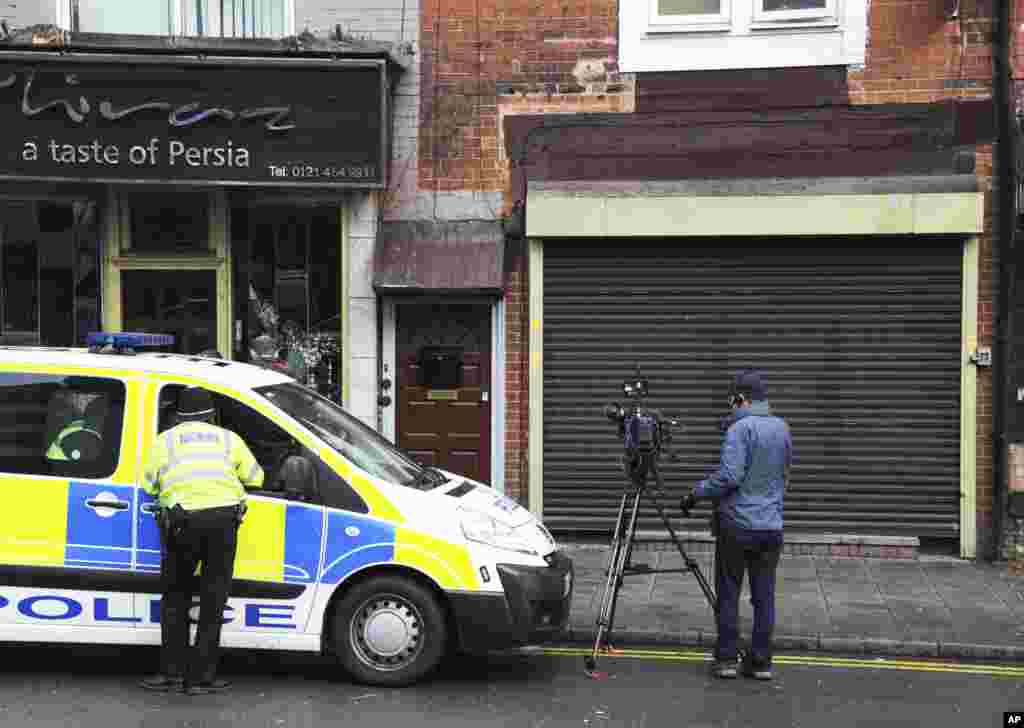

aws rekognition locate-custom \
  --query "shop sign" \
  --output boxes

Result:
[0,58,386,188]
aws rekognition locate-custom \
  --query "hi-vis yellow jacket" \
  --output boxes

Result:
[143,421,265,512]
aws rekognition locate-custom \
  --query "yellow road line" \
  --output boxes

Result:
[537,646,1024,678]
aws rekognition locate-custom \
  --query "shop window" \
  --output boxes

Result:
[66,0,295,38]
[232,205,341,401]
[127,194,209,254]
[0,200,101,347]
[0,373,126,479]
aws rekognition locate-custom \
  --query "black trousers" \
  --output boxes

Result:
[159,505,239,685]
[714,525,783,665]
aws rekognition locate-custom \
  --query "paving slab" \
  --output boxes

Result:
[560,542,1024,661]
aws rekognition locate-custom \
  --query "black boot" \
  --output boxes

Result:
[139,674,184,692]
[184,679,232,695]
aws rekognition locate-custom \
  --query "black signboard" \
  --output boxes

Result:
[0,56,387,188]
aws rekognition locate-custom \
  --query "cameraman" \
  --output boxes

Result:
[682,370,791,681]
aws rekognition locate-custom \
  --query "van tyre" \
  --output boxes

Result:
[332,575,448,687]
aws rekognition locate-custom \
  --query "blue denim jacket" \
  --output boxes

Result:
[694,401,792,532]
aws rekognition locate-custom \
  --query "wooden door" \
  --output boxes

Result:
[397,303,491,484]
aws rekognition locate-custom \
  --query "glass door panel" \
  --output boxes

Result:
[121,270,217,355]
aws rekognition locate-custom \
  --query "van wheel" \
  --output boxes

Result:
[332,575,448,687]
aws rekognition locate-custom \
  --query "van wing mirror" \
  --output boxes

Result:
[276,454,318,502]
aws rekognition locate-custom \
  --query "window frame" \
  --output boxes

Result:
[648,0,733,33]
[58,0,296,38]
[751,0,838,26]
[624,0,866,72]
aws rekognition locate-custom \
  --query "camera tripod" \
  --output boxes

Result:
[584,452,734,678]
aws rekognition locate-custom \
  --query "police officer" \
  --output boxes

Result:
[46,398,107,462]
[139,386,264,695]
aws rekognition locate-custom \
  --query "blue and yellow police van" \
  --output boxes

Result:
[0,333,572,686]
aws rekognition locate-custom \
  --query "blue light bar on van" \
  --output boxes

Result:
[87,332,175,351]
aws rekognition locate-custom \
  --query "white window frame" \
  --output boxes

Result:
[649,0,732,33]
[752,0,838,26]
[624,0,866,72]
[57,0,296,38]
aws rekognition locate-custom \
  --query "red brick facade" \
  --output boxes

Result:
[419,0,631,197]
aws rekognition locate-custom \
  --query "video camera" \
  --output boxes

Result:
[604,375,679,485]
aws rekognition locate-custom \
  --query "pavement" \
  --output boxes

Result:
[561,542,1024,661]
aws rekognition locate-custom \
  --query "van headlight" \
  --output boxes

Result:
[459,508,538,556]
[535,521,557,551]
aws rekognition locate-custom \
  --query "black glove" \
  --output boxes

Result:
[679,489,698,515]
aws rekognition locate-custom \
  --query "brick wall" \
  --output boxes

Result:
[504,242,528,503]
[420,0,633,205]
[1008,444,1024,560]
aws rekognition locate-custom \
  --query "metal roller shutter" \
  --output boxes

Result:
[542,237,963,541]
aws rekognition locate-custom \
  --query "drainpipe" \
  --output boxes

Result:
[993,0,1015,562]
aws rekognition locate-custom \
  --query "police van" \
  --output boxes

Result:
[0,333,572,686]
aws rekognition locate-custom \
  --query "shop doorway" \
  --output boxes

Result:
[396,303,492,484]
[121,270,218,355]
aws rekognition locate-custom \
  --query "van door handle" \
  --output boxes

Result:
[86,498,129,511]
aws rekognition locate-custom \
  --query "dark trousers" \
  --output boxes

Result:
[159,505,239,685]
[714,525,783,665]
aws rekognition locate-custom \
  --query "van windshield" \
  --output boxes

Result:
[255,383,436,490]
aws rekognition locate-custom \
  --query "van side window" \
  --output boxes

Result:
[210,392,298,486]
[0,373,125,479]
[215,393,368,512]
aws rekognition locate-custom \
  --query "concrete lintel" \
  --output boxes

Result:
[530,175,979,198]
[526,189,984,237]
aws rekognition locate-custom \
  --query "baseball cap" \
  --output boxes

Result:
[731,369,768,401]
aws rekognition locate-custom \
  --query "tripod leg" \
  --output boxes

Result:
[586,486,642,677]
[586,490,629,675]
[605,485,643,646]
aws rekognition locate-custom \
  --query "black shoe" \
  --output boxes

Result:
[184,679,232,695]
[139,674,184,692]
[741,659,773,680]
[710,659,738,679]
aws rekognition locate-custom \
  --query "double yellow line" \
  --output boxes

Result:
[538,646,1024,678]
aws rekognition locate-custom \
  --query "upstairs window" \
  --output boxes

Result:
[621,0,864,71]
[65,0,295,38]
[752,0,836,24]
[650,0,731,31]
